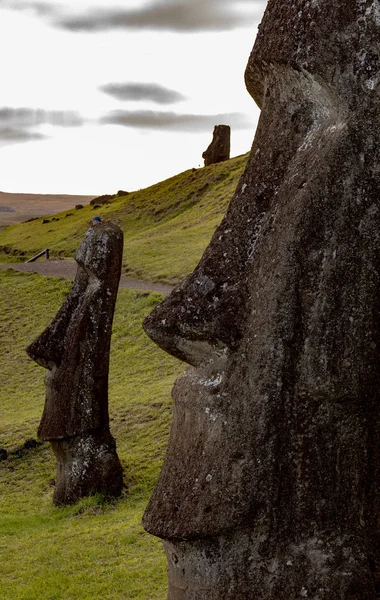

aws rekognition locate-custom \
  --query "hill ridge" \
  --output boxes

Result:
[0,153,249,285]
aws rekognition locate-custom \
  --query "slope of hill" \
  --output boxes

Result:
[0,153,248,284]
[0,154,248,599]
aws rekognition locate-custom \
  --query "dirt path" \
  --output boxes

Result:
[0,259,174,296]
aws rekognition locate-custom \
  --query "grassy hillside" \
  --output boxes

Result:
[0,154,248,284]
[0,155,248,598]
[0,269,184,599]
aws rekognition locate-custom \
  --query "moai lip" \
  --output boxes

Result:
[143,1,380,598]
[26,222,124,506]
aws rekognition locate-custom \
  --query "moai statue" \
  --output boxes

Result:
[142,0,380,598]
[27,222,124,506]
[202,124,231,166]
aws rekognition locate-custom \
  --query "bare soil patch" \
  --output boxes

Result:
[0,192,96,228]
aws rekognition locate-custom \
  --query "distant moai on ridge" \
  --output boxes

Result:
[202,124,230,166]
[142,0,380,598]
[26,222,124,506]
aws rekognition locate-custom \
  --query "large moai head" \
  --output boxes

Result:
[202,124,231,166]
[27,222,124,505]
[142,1,380,598]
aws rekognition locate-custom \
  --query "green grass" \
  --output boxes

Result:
[0,270,185,600]
[0,155,248,598]
[0,154,248,283]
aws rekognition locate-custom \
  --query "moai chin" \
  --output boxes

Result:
[26,223,124,506]
[202,124,231,166]
[142,1,380,598]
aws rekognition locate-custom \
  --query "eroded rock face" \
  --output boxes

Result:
[26,223,124,505]
[142,1,380,598]
[202,125,230,166]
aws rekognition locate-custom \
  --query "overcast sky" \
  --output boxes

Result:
[0,0,267,194]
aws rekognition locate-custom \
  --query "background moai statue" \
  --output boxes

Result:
[202,124,230,166]
[142,0,380,598]
[27,222,124,506]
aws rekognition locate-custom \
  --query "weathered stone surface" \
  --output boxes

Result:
[51,430,122,506]
[142,1,380,598]
[26,222,124,505]
[202,125,230,166]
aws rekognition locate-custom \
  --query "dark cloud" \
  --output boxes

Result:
[0,0,266,33]
[100,82,186,105]
[0,107,84,128]
[56,0,265,33]
[100,109,253,132]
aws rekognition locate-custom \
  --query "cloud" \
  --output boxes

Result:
[0,107,84,128]
[0,127,46,146]
[56,0,265,33]
[100,82,186,105]
[100,109,253,132]
[0,0,267,33]
[0,0,55,17]
[0,107,84,145]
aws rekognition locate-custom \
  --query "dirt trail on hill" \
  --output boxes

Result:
[0,260,174,296]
